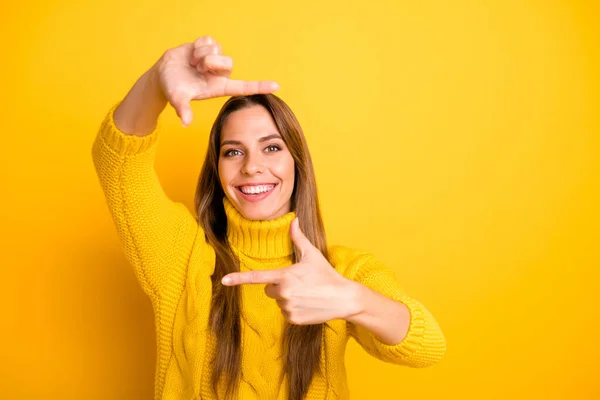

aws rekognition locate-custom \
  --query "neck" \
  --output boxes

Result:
[223,197,296,260]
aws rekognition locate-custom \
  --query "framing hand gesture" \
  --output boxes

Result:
[222,219,359,325]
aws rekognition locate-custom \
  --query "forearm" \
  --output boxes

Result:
[345,280,411,345]
[113,60,168,136]
[92,102,197,297]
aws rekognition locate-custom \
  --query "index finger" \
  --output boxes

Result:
[221,269,284,286]
[222,80,279,96]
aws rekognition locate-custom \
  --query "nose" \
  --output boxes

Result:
[241,152,265,176]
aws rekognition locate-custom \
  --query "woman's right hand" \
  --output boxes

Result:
[156,36,279,127]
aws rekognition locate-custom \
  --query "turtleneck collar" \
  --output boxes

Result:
[223,197,296,260]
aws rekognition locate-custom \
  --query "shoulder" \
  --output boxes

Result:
[326,245,384,281]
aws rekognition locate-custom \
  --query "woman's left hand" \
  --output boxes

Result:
[221,218,361,325]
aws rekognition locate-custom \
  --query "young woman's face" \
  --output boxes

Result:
[218,105,295,221]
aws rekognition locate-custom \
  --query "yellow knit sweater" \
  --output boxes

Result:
[92,104,446,399]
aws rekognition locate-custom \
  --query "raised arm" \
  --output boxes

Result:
[92,36,280,298]
[91,68,197,299]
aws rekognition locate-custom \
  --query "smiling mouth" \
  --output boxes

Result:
[236,184,277,195]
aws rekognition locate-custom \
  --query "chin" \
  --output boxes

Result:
[228,194,288,221]
[237,203,278,221]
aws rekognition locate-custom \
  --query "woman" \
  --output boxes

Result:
[92,36,446,400]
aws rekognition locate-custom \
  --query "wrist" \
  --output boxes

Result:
[114,62,168,136]
[341,279,369,323]
[147,60,168,105]
[140,63,168,121]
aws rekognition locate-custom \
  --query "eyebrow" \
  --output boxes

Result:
[221,134,283,147]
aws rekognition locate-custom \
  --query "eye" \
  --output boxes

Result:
[265,144,281,153]
[224,149,242,157]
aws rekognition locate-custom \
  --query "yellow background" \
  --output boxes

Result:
[1,0,598,398]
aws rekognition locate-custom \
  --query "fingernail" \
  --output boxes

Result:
[272,82,280,91]
[221,276,231,285]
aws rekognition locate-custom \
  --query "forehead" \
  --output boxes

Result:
[221,105,280,142]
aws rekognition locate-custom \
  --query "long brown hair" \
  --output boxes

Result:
[195,93,329,400]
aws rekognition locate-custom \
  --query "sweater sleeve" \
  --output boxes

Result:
[348,256,446,368]
[91,102,199,299]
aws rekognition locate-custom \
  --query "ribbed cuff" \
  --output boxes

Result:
[369,295,446,367]
[98,102,161,156]
[375,295,426,358]
[350,254,446,367]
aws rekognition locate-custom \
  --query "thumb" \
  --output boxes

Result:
[173,100,193,127]
[290,217,313,260]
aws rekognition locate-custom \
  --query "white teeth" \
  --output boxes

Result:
[239,184,275,195]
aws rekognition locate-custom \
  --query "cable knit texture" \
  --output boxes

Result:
[92,103,446,400]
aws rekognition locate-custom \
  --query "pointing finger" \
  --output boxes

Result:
[222,79,279,97]
[222,269,284,286]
